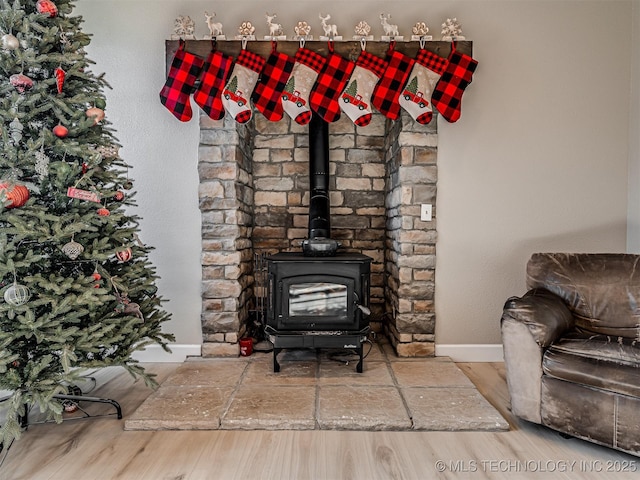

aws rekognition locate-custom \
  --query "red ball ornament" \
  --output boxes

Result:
[53,124,68,138]
[0,183,30,208]
[92,271,101,288]
[115,247,133,262]
[36,0,58,17]
[97,207,110,217]
[114,190,125,201]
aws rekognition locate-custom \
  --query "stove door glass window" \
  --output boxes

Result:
[289,282,348,317]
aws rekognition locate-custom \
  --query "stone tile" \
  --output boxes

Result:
[317,385,411,430]
[246,347,275,364]
[318,361,393,386]
[163,360,247,387]
[390,360,475,387]
[222,385,316,430]
[403,387,509,431]
[243,360,317,386]
[124,385,234,430]
[363,342,387,362]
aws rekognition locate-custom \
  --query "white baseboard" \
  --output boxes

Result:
[435,344,504,362]
[131,344,202,363]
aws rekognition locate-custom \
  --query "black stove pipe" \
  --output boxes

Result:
[308,113,330,240]
[303,114,339,256]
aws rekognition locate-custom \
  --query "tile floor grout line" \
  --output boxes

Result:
[384,347,416,430]
[218,358,253,429]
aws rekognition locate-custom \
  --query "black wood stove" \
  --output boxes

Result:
[265,115,372,372]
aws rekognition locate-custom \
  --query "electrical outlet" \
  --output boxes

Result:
[420,204,433,222]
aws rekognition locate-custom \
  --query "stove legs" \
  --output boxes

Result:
[273,347,283,372]
[272,346,364,373]
[267,327,370,373]
[356,345,364,373]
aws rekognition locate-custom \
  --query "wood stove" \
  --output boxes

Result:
[265,115,372,372]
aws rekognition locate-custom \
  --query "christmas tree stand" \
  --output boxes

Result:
[18,389,122,428]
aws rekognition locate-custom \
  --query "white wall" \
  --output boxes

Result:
[75,1,634,352]
[629,1,640,252]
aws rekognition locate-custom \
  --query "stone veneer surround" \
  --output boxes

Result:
[197,110,437,357]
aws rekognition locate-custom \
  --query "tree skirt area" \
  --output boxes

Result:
[125,342,508,432]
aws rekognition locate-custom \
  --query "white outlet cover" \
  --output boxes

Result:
[420,204,433,222]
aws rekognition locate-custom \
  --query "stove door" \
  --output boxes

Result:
[289,282,348,318]
[275,274,358,331]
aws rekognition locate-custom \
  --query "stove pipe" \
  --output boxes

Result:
[302,114,339,256]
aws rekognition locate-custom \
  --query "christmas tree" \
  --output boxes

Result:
[0,0,173,446]
[344,79,358,98]
[405,76,418,94]
[283,76,295,94]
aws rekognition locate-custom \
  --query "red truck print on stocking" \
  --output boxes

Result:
[341,79,369,110]
[402,89,428,108]
[282,90,306,107]
[342,92,368,110]
[223,88,247,106]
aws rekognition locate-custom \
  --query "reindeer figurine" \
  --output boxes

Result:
[380,13,399,37]
[265,13,283,37]
[319,13,338,38]
[114,290,144,322]
[204,11,224,37]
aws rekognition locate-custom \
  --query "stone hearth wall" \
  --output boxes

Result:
[384,114,438,356]
[198,110,437,357]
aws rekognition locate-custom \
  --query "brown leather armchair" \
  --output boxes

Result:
[501,253,640,456]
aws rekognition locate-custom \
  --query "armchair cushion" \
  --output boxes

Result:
[543,329,640,398]
[527,253,640,339]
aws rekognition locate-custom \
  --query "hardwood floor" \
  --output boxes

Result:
[2,362,638,479]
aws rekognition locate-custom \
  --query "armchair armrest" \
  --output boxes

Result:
[500,288,575,424]
[502,288,575,347]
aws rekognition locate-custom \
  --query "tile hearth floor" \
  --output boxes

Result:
[125,340,509,432]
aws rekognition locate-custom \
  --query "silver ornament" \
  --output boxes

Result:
[96,144,119,159]
[1,33,20,51]
[9,118,23,145]
[35,147,50,181]
[4,283,31,306]
[62,240,84,260]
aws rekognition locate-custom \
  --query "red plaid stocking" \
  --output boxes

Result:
[282,48,325,125]
[309,42,355,123]
[159,42,204,122]
[222,49,266,124]
[252,43,295,122]
[399,49,448,125]
[432,43,478,123]
[371,43,415,121]
[193,50,234,121]
[339,50,388,127]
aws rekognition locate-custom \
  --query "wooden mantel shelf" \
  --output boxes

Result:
[165,39,472,71]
